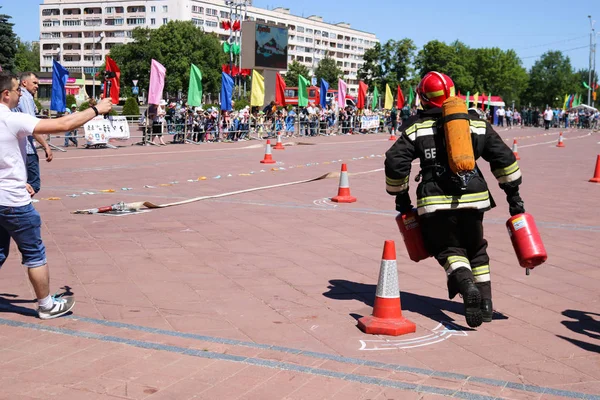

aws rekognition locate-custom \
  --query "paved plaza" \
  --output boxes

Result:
[0,126,599,400]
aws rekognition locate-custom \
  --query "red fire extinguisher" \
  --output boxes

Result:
[506,213,547,274]
[395,210,430,262]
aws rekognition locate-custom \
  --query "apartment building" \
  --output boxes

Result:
[39,0,378,93]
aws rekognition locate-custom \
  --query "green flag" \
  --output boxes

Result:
[187,64,202,107]
[583,81,590,89]
[298,74,310,107]
[465,91,470,108]
[486,92,491,110]
[223,42,231,54]
[371,86,379,109]
[407,86,414,106]
[232,44,241,55]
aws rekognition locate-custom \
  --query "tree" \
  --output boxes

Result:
[0,7,17,72]
[284,60,310,87]
[414,40,474,91]
[470,48,528,105]
[108,21,226,99]
[314,57,343,89]
[357,42,383,89]
[66,94,77,109]
[14,39,40,72]
[523,51,575,107]
[122,97,140,116]
[379,38,416,91]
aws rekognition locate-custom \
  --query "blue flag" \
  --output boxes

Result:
[50,60,69,112]
[319,79,329,108]
[220,72,234,111]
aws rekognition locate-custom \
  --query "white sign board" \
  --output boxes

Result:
[360,115,380,130]
[83,116,130,146]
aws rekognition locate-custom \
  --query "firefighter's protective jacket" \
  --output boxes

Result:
[385,107,521,216]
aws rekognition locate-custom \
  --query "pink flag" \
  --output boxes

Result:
[148,59,166,105]
[338,79,347,108]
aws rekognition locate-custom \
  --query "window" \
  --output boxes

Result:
[163,6,168,12]
[192,6,203,13]
[297,26,304,33]
[206,8,217,16]
[162,18,168,24]
[151,6,156,12]
[150,18,156,25]
[105,18,124,25]
[220,11,229,18]
[127,17,146,25]
[105,7,113,13]
[205,20,218,27]
[322,32,328,38]
[296,36,304,42]
[63,20,81,26]
[306,38,313,43]
[127,6,146,13]
[41,32,61,38]
[306,28,313,34]
[192,18,204,26]
[42,9,60,16]
[256,18,265,23]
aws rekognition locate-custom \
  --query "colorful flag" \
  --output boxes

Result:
[481,93,486,110]
[319,78,329,108]
[298,74,310,107]
[275,72,286,106]
[148,59,166,105]
[384,84,393,110]
[563,94,569,109]
[104,56,121,105]
[220,72,234,111]
[338,79,347,108]
[371,86,379,110]
[465,91,470,108]
[415,88,421,109]
[407,86,414,107]
[487,93,491,110]
[357,81,368,109]
[50,60,69,112]
[396,85,404,109]
[473,92,479,108]
[187,64,202,107]
[583,81,590,89]
[250,69,265,106]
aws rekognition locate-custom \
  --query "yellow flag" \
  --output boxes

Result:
[250,70,265,106]
[472,92,479,108]
[384,84,393,110]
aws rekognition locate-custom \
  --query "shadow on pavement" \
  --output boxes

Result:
[557,309,600,353]
[323,279,508,331]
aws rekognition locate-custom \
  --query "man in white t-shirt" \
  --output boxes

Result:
[0,72,112,319]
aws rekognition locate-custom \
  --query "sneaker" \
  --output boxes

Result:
[458,279,483,328]
[481,299,493,323]
[38,296,75,320]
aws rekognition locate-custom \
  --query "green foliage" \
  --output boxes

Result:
[357,42,383,89]
[14,39,39,72]
[109,21,227,100]
[66,94,77,109]
[34,99,42,113]
[233,97,249,110]
[122,97,140,116]
[284,60,310,87]
[314,57,343,89]
[0,7,17,72]
[78,102,90,112]
[523,51,576,107]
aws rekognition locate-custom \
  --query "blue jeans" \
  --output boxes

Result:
[26,153,40,193]
[0,203,47,268]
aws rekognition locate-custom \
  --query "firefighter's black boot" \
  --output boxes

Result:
[476,282,493,322]
[448,268,483,328]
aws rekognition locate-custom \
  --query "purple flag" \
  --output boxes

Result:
[338,79,347,108]
[148,59,166,105]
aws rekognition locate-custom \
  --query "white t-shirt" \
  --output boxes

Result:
[0,104,40,207]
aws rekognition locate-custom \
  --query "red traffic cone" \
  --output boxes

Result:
[556,132,565,147]
[260,140,276,164]
[590,155,600,183]
[512,139,520,160]
[357,240,416,336]
[331,163,356,203]
[273,133,285,150]
[389,133,397,141]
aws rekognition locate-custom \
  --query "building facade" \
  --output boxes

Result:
[39,0,378,94]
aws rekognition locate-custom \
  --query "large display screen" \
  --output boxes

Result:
[254,23,288,70]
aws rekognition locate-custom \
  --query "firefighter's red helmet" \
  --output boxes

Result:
[417,72,456,108]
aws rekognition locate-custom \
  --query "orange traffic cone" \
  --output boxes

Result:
[331,163,356,203]
[260,140,276,164]
[357,240,416,336]
[389,132,397,141]
[512,139,520,160]
[556,132,565,147]
[273,133,285,150]
[590,155,600,183]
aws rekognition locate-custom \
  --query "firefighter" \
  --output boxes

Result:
[385,72,525,328]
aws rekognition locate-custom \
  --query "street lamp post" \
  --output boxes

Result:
[588,16,595,106]
[91,24,104,100]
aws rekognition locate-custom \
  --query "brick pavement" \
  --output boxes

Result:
[0,127,599,400]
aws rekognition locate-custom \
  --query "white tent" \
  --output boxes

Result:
[569,104,598,112]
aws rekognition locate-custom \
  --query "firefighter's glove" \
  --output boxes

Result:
[395,193,413,214]
[507,192,525,216]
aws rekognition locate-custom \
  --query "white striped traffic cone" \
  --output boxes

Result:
[331,163,356,203]
[557,132,565,147]
[260,140,276,164]
[512,139,520,160]
[358,240,416,336]
[273,133,285,150]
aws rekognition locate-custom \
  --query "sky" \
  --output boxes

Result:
[3,0,599,71]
